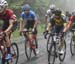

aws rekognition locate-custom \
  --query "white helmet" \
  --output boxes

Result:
[0,0,8,8]
[49,4,56,10]
[72,9,75,16]
[0,0,8,13]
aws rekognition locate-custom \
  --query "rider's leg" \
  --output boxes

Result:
[5,33,11,54]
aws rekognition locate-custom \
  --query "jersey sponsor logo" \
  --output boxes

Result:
[54,18,63,26]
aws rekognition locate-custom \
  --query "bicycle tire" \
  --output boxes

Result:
[59,40,66,61]
[9,43,19,64]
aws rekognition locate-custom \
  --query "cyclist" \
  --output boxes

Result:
[45,4,56,25]
[46,8,67,54]
[19,4,39,54]
[65,11,71,22]
[0,0,17,60]
[65,10,75,33]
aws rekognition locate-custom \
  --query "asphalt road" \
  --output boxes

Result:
[12,32,75,64]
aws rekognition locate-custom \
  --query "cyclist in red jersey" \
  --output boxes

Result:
[63,11,74,32]
[0,0,17,60]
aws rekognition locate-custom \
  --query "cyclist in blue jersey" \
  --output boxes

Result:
[19,4,39,54]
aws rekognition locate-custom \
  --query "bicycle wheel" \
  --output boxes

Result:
[25,40,32,60]
[47,35,52,52]
[70,36,75,55]
[48,42,56,64]
[7,43,19,64]
[59,40,66,61]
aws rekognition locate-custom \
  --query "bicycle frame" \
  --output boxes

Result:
[22,30,36,49]
[50,33,61,43]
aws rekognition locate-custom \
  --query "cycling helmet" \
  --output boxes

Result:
[54,8,61,16]
[22,4,30,11]
[0,0,8,8]
[49,4,56,10]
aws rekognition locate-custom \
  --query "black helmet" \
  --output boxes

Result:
[54,8,61,16]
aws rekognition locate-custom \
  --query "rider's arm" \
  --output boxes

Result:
[19,12,25,31]
[63,20,72,32]
[63,16,73,32]
[5,14,17,33]
[46,22,52,31]
[19,18,24,31]
[45,14,48,25]
[32,13,38,29]
[33,20,38,29]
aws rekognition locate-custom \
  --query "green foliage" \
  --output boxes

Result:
[7,0,50,13]
[12,24,45,38]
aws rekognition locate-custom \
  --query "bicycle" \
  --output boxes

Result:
[70,29,75,55]
[0,29,19,64]
[48,33,66,64]
[21,29,38,60]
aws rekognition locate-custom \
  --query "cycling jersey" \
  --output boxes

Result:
[69,16,75,30]
[21,10,37,21]
[0,9,16,31]
[21,10,37,34]
[69,16,75,22]
[50,15,66,26]
[50,15,66,33]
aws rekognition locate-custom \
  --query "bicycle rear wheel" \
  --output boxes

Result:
[7,43,19,64]
[59,40,66,62]
[70,36,75,55]
[48,42,56,64]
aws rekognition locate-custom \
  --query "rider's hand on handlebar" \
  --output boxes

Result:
[43,30,48,39]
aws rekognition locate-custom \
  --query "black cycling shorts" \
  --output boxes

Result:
[25,20,37,34]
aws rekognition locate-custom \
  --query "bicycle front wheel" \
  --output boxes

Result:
[8,43,19,64]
